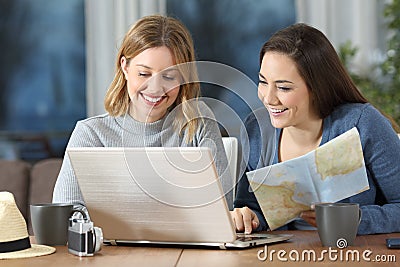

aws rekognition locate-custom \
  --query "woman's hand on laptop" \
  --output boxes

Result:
[230,207,259,234]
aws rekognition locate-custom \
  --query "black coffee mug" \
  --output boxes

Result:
[30,203,74,245]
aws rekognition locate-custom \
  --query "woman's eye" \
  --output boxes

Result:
[138,72,150,77]
[258,80,268,85]
[277,86,291,91]
[162,75,176,81]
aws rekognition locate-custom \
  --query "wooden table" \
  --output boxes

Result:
[2,231,399,266]
[178,231,400,266]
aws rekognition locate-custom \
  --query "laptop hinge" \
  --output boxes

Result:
[109,240,117,246]
[219,243,227,249]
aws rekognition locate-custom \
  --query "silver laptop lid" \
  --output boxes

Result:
[67,147,236,244]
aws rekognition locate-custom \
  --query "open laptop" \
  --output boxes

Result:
[67,147,292,249]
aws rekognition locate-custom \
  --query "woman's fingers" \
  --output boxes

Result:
[230,207,259,234]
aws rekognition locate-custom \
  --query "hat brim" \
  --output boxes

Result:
[0,244,56,260]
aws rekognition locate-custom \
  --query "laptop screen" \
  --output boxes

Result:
[67,147,236,244]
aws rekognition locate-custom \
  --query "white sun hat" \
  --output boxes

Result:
[0,191,56,259]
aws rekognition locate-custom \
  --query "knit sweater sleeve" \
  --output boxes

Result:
[234,108,275,231]
[52,119,103,209]
[354,105,400,234]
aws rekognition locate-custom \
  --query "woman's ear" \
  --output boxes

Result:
[120,56,129,79]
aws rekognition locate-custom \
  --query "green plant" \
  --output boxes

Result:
[339,0,400,126]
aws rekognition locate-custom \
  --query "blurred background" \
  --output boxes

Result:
[0,0,398,163]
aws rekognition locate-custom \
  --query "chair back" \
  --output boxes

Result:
[222,137,238,196]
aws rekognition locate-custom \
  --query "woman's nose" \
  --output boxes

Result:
[147,73,179,94]
[147,74,162,90]
[258,85,277,105]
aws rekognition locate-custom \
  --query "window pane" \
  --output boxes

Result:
[167,0,295,136]
[0,0,86,161]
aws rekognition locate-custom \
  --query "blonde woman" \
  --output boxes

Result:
[53,15,232,210]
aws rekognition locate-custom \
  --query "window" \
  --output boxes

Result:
[167,0,295,136]
[0,0,86,162]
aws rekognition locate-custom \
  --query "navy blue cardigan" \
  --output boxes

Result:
[234,103,400,235]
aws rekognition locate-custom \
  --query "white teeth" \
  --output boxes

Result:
[270,108,287,113]
[142,94,163,103]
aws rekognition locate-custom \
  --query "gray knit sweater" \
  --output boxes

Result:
[52,101,233,210]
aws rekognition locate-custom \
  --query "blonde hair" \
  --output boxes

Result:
[104,15,201,142]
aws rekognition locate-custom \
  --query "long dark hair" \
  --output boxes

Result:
[260,23,368,119]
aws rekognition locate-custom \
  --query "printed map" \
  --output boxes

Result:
[247,127,369,230]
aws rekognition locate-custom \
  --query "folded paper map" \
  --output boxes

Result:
[246,127,369,230]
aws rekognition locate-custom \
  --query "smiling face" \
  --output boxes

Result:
[258,52,320,129]
[121,46,181,123]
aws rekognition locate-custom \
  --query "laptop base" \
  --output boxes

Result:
[103,233,293,250]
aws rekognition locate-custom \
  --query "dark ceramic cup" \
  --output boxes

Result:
[30,203,74,245]
[315,203,361,247]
